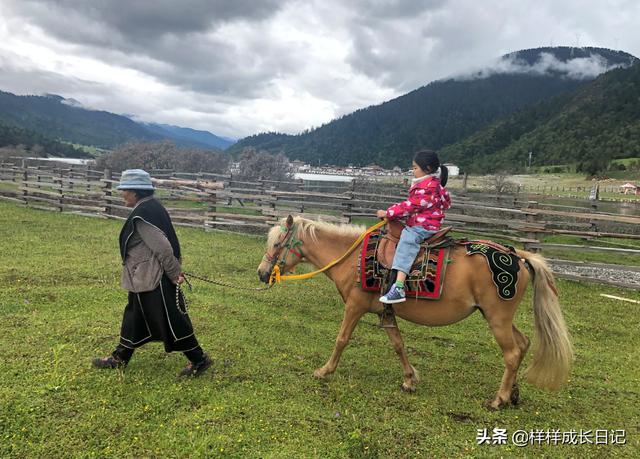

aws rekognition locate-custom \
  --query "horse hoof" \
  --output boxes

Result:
[313,369,326,379]
[483,398,504,411]
[510,384,520,405]
[401,383,416,393]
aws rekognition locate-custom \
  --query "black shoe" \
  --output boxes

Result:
[178,354,212,378]
[92,355,126,369]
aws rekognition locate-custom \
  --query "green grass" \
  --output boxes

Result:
[0,182,18,192]
[0,201,639,458]
[537,234,640,266]
[62,142,111,156]
[612,158,640,167]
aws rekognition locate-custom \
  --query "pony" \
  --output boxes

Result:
[257,216,573,410]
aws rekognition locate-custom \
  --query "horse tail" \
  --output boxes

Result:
[516,250,573,391]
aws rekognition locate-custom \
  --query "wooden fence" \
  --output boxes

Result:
[2,162,639,289]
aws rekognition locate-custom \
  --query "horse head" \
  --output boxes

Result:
[257,215,305,283]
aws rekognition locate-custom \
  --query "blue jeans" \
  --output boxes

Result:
[391,226,436,274]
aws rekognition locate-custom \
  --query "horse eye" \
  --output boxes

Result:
[274,242,281,248]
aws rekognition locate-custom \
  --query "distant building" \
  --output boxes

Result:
[22,156,95,166]
[443,163,460,176]
[290,160,307,172]
[620,182,638,195]
[294,172,354,183]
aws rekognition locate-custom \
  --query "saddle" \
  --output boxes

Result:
[376,221,452,268]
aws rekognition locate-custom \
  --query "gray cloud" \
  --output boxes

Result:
[1,0,639,138]
[0,52,107,97]
[4,0,293,97]
[6,0,285,44]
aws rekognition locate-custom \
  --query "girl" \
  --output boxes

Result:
[377,150,451,303]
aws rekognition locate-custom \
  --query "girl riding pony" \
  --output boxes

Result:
[377,150,451,303]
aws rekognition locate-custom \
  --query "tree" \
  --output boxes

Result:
[235,148,292,181]
[576,157,610,178]
[487,171,518,193]
[96,141,229,173]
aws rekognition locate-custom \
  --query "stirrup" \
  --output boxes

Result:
[378,304,397,329]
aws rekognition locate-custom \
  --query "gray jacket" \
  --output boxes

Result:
[121,219,182,292]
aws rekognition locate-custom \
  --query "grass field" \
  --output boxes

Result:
[0,201,638,458]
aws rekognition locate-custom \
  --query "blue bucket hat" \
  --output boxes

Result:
[116,169,155,190]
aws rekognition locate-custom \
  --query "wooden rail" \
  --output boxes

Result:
[1,162,639,290]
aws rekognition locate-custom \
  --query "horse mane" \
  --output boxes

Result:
[267,216,365,247]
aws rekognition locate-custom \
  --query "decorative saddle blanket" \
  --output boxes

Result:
[358,227,522,301]
[359,228,450,300]
[464,241,521,300]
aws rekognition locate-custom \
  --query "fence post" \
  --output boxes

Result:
[21,160,28,206]
[35,166,43,190]
[344,179,355,223]
[56,169,63,212]
[524,201,540,253]
[103,168,112,217]
[85,167,91,193]
[207,182,218,231]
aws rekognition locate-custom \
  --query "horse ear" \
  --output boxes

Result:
[286,215,294,228]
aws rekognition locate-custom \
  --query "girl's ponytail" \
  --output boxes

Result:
[439,165,449,187]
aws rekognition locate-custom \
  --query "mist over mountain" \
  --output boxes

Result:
[229,47,636,168]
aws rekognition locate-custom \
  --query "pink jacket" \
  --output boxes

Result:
[385,176,451,231]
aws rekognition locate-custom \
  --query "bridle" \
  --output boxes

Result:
[262,223,304,278]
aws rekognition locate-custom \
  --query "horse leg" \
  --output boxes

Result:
[485,318,524,410]
[313,303,366,379]
[382,315,420,393]
[509,325,530,405]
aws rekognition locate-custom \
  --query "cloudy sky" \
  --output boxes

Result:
[1,0,639,139]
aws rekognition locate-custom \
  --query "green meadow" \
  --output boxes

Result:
[0,201,638,458]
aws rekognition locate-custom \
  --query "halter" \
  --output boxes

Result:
[262,223,304,279]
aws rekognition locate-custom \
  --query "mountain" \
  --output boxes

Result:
[440,61,640,173]
[0,91,163,148]
[0,91,232,152]
[0,121,89,158]
[142,123,235,150]
[228,47,636,168]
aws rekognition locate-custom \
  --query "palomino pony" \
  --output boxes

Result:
[257,216,573,409]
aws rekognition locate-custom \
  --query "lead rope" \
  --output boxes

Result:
[183,272,274,291]
[175,275,193,315]
[176,272,273,315]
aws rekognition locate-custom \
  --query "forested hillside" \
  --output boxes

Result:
[0,92,162,148]
[440,62,640,173]
[229,47,636,168]
[0,122,88,158]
